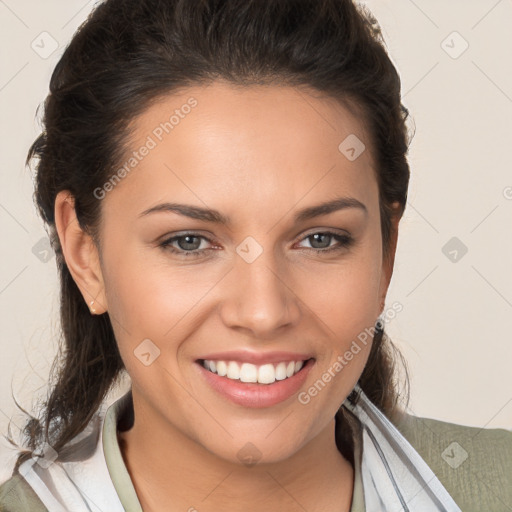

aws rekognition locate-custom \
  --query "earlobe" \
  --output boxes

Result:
[54,190,107,315]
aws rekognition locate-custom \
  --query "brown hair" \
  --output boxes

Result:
[9,0,412,472]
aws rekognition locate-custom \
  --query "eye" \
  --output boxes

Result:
[159,230,354,259]
[296,231,353,254]
[160,233,215,258]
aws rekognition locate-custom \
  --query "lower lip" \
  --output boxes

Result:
[194,359,315,408]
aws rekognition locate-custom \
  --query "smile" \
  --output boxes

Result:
[194,358,316,408]
[200,358,309,385]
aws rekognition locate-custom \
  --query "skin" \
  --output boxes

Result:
[55,80,400,512]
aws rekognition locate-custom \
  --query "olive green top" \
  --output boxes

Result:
[1,391,511,511]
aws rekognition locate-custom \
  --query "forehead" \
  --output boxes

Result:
[103,80,378,221]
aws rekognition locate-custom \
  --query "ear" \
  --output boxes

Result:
[378,201,401,315]
[54,190,108,314]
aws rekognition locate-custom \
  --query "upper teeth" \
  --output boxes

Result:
[202,359,306,384]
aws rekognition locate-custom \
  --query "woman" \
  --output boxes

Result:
[1,0,510,510]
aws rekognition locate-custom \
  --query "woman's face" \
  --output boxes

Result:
[73,80,396,464]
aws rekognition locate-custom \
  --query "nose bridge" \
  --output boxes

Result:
[220,238,300,334]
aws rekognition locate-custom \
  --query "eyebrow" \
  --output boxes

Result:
[138,196,368,225]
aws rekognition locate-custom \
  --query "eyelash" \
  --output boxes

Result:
[159,231,354,258]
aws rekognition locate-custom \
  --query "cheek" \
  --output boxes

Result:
[101,248,222,369]
[306,245,383,334]
[295,257,381,417]
[102,240,204,330]
[302,239,382,377]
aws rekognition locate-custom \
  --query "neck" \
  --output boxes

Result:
[117,394,355,512]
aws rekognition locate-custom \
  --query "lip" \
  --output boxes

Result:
[194,357,315,408]
[196,350,314,365]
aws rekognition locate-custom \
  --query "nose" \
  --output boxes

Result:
[219,249,301,338]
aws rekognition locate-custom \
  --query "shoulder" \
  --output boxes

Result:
[0,473,47,511]
[393,411,512,511]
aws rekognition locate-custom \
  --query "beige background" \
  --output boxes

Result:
[1,0,511,481]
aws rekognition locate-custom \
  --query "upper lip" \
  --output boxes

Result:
[197,350,315,365]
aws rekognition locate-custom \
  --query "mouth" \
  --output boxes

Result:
[196,357,315,385]
[194,357,316,408]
